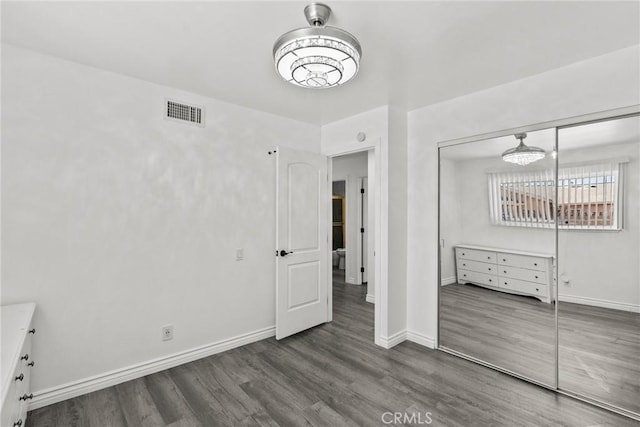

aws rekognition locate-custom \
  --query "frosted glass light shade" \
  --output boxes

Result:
[274,26,361,88]
[502,141,546,166]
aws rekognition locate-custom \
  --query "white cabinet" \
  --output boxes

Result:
[455,245,554,303]
[1,303,36,427]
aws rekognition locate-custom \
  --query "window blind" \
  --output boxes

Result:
[488,161,625,231]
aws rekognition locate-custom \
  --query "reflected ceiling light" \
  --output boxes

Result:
[273,3,362,89]
[502,133,546,166]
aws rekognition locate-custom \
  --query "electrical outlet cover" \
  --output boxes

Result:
[162,325,174,341]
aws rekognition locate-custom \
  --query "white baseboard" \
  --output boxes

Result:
[441,276,457,286]
[406,331,436,349]
[365,294,375,304]
[559,294,640,313]
[29,325,275,410]
[378,330,407,349]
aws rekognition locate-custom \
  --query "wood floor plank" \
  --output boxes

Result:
[26,269,638,426]
[167,364,234,427]
[81,387,128,427]
[143,371,201,427]
[114,378,166,427]
[441,282,640,414]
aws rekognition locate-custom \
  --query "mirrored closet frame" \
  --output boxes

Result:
[436,105,640,422]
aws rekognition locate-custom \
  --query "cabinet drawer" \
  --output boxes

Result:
[1,378,19,427]
[457,259,497,275]
[499,277,548,298]
[499,266,548,284]
[458,269,498,287]
[456,248,497,263]
[497,252,547,271]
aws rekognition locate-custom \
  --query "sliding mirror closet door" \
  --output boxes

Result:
[439,128,557,386]
[557,114,640,415]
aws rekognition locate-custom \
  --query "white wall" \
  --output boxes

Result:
[1,45,320,394]
[332,151,368,285]
[387,106,408,336]
[321,105,409,344]
[557,141,639,308]
[407,45,640,343]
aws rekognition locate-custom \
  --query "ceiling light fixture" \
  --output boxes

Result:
[502,133,546,166]
[273,3,362,89]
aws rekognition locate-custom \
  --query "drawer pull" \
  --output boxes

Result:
[14,420,23,427]
[462,252,465,256]
[534,263,538,267]
[27,361,35,367]
[19,393,34,401]
[28,328,36,334]
[488,279,492,282]
[21,354,29,361]
[487,256,491,259]
[15,373,24,382]
[503,258,506,262]
[504,282,508,285]
[462,263,466,266]
[463,274,467,277]
[503,270,507,274]
[536,288,539,292]
[488,268,492,271]
[535,275,539,279]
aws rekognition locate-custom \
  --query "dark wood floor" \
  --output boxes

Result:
[559,300,640,413]
[440,283,556,385]
[441,283,640,416]
[28,276,638,426]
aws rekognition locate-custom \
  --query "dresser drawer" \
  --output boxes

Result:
[499,266,548,284]
[497,252,547,271]
[499,277,548,297]
[457,259,497,275]
[2,303,36,427]
[1,378,20,427]
[458,269,498,287]
[456,248,497,264]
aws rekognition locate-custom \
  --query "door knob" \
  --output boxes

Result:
[279,250,293,257]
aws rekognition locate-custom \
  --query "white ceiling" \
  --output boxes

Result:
[2,1,639,125]
[441,115,640,161]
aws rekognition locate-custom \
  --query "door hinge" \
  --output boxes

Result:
[360,188,365,194]
[275,250,279,257]
[360,227,365,233]
[360,267,365,273]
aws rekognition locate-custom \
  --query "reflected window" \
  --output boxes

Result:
[488,161,624,230]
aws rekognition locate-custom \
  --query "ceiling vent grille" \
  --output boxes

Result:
[165,99,205,127]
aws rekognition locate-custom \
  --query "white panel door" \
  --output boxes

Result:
[275,146,328,340]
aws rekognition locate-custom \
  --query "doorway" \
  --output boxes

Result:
[331,151,373,331]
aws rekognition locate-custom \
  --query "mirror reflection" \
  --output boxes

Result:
[439,128,557,386]
[557,115,640,413]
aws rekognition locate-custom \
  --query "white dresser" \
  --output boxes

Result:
[455,245,555,303]
[1,303,36,427]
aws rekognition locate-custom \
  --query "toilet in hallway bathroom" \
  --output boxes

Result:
[336,248,346,270]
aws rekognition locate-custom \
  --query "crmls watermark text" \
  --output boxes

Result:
[381,411,433,425]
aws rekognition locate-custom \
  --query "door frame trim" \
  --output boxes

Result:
[325,138,385,346]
